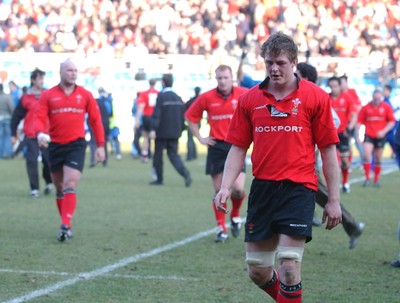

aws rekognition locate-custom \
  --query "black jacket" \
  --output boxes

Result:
[151,88,186,139]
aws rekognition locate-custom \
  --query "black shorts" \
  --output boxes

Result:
[364,135,386,148]
[141,116,152,132]
[245,179,316,243]
[48,138,87,173]
[206,140,246,175]
[337,132,350,152]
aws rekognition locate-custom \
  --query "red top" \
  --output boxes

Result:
[35,85,105,146]
[137,87,159,116]
[358,101,395,138]
[330,92,356,133]
[185,86,248,141]
[21,93,49,138]
[345,88,361,111]
[226,78,339,191]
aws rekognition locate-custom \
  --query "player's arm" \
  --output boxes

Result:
[10,99,27,144]
[135,102,145,129]
[214,145,247,213]
[319,144,342,230]
[377,120,395,139]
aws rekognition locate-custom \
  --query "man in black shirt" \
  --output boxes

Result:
[149,74,192,187]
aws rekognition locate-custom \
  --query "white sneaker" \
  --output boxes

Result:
[342,183,351,193]
[116,154,122,160]
[30,189,39,198]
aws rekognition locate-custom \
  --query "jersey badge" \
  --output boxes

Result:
[292,98,301,115]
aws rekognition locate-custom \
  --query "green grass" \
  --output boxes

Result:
[0,149,399,303]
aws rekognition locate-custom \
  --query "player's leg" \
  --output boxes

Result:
[246,238,279,300]
[362,140,374,186]
[25,138,40,197]
[230,171,246,237]
[276,235,305,303]
[211,173,227,242]
[372,145,384,186]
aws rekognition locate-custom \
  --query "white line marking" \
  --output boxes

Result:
[0,269,198,281]
[348,166,397,185]
[2,228,217,303]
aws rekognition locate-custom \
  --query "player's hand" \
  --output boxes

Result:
[213,188,230,214]
[199,136,216,147]
[37,132,50,148]
[376,130,385,139]
[149,130,156,139]
[10,136,17,145]
[95,147,106,163]
[322,200,342,230]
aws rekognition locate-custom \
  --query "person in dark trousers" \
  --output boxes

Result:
[185,86,201,161]
[88,87,112,167]
[149,73,192,187]
[10,68,52,198]
[296,62,365,249]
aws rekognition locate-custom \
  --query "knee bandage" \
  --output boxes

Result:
[245,251,276,267]
[277,246,304,263]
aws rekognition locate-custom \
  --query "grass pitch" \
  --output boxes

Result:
[0,147,399,303]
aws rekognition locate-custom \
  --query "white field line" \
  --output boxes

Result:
[348,165,398,185]
[0,269,198,281]
[2,165,397,303]
[2,228,218,303]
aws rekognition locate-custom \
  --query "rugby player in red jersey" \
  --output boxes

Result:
[135,79,159,162]
[328,76,357,193]
[10,68,53,198]
[185,65,248,243]
[356,89,395,187]
[214,33,341,303]
[36,59,105,242]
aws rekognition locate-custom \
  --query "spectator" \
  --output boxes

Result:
[88,87,112,167]
[185,86,201,161]
[0,83,14,158]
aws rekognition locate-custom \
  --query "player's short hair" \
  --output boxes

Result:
[327,76,340,86]
[215,65,232,75]
[260,32,298,62]
[296,63,318,84]
[30,68,45,81]
[162,73,173,87]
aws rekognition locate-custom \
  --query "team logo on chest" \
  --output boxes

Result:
[76,94,83,104]
[231,99,238,110]
[292,98,301,115]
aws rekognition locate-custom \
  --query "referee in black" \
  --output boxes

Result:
[149,73,192,187]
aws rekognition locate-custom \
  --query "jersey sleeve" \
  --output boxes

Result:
[35,90,50,135]
[225,95,253,149]
[86,91,105,147]
[313,95,339,149]
[184,94,205,123]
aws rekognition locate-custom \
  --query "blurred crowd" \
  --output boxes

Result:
[0,0,398,63]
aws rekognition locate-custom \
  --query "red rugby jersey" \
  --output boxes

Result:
[137,87,159,116]
[185,86,248,141]
[330,92,356,133]
[21,93,50,138]
[358,101,395,138]
[35,85,105,146]
[226,78,339,191]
